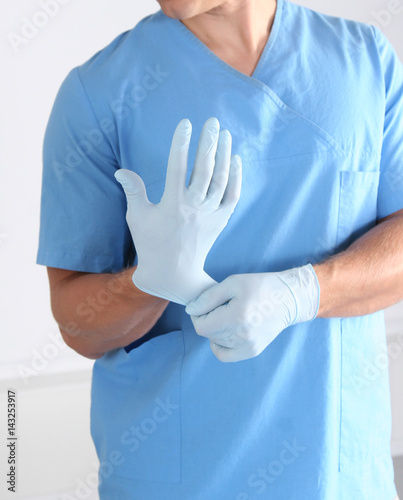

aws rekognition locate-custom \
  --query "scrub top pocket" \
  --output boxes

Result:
[336,170,380,250]
[91,330,184,483]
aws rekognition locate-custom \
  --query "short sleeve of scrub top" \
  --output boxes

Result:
[374,27,403,219]
[36,67,134,273]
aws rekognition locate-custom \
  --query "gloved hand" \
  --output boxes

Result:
[115,117,242,305]
[185,264,320,362]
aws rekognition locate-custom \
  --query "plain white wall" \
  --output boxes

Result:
[1,0,402,498]
[0,0,157,381]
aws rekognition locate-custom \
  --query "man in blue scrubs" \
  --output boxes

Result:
[37,0,403,498]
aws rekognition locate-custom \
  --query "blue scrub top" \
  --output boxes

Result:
[37,0,403,498]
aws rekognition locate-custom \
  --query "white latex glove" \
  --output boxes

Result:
[115,117,242,305]
[185,264,320,362]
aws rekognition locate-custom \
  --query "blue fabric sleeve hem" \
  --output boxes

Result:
[36,248,125,274]
[377,202,403,221]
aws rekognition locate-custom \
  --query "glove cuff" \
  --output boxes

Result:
[132,267,217,306]
[277,264,320,325]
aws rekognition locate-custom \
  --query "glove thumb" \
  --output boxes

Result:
[114,169,149,210]
[186,280,232,317]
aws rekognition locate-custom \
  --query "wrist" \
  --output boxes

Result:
[312,260,337,318]
[132,266,217,306]
[277,264,320,324]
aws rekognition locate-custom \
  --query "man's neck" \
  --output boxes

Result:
[181,0,277,76]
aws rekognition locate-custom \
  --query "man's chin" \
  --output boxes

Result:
[157,1,197,20]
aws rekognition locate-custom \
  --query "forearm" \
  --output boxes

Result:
[313,212,403,318]
[49,267,169,359]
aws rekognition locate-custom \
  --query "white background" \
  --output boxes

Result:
[0,0,402,498]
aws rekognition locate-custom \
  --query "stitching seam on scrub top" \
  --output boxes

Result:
[335,171,344,248]
[265,91,343,153]
[338,318,343,472]
[170,0,343,154]
[249,0,284,80]
[178,330,186,484]
[37,249,120,272]
[75,67,120,164]
[371,24,389,132]
[242,148,381,164]
[241,149,341,164]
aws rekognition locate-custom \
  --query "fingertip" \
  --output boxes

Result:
[114,169,128,185]
[206,116,219,126]
[232,154,242,167]
[185,302,198,316]
[174,119,192,152]
[218,129,232,145]
[205,117,220,135]
[229,155,242,177]
[178,118,192,133]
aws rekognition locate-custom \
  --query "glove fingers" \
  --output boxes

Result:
[205,129,232,204]
[220,155,242,212]
[188,117,220,197]
[114,169,149,211]
[164,118,192,195]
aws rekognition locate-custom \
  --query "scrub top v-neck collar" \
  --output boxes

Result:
[167,0,284,85]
